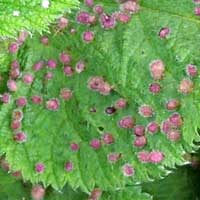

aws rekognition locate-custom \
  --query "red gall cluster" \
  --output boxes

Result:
[105,98,127,115]
[88,76,112,95]
[161,112,183,142]
[8,31,29,54]
[76,0,139,43]
[138,151,164,163]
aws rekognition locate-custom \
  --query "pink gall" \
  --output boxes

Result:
[7,80,17,92]
[14,131,27,143]
[11,120,21,130]
[169,112,183,127]
[70,143,80,151]
[23,73,34,84]
[159,27,170,39]
[102,133,115,144]
[58,17,69,29]
[122,163,135,177]
[88,76,104,90]
[89,188,102,200]
[178,79,194,94]
[166,99,180,111]
[167,130,181,142]
[31,185,45,200]
[121,1,139,14]
[107,153,121,163]
[35,163,45,173]
[75,61,86,73]
[186,64,198,77]
[11,171,22,179]
[44,72,53,80]
[16,97,27,107]
[12,109,23,121]
[17,31,29,45]
[47,59,57,68]
[63,66,74,76]
[89,15,97,24]
[100,14,116,30]
[137,151,150,163]
[82,31,95,43]
[149,151,164,163]
[161,120,173,134]
[59,53,71,64]
[84,0,93,7]
[115,12,131,23]
[31,95,43,104]
[115,98,127,109]
[60,88,73,100]
[147,122,159,134]
[150,59,165,80]
[9,68,20,79]
[90,139,101,150]
[33,61,44,71]
[0,93,10,104]
[46,98,60,111]
[118,116,135,128]
[133,125,145,136]
[11,60,20,69]
[105,106,116,114]
[98,82,112,95]
[93,5,104,14]
[8,43,18,54]
[40,36,49,45]
[195,7,200,16]
[77,11,90,24]
[65,161,74,172]
[134,136,147,148]
[138,104,154,118]
[149,83,161,94]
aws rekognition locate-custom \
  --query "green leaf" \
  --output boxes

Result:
[142,165,200,200]
[0,0,200,192]
[0,0,79,39]
[0,39,12,72]
[0,167,30,200]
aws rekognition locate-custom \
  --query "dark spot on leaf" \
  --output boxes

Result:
[105,106,116,115]
[98,126,104,131]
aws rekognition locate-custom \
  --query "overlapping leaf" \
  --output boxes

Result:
[143,165,200,200]
[0,0,79,39]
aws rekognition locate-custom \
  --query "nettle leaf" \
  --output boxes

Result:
[0,40,13,72]
[142,165,200,200]
[0,0,200,192]
[0,0,79,39]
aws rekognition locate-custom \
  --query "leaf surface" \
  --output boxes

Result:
[0,0,200,192]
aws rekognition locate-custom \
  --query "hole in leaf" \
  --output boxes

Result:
[98,126,104,131]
